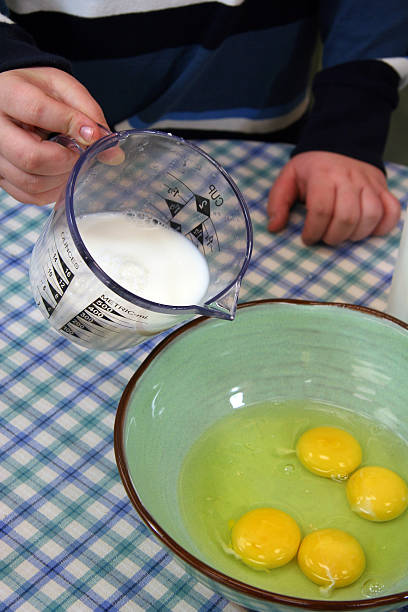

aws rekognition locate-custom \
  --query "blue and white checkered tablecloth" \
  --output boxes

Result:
[1,141,408,612]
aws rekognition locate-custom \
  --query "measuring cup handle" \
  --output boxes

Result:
[48,123,112,153]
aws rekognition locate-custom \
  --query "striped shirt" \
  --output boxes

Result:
[1,1,408,170]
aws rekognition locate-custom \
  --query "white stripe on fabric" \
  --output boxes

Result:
[380,57,408,89]
[115,93,310,134]
[0,13,14,24]
[6,0,244,18]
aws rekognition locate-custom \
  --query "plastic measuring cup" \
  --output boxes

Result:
[30,130,253,350]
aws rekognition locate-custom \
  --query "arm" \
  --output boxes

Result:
[0,13,108,205]
[0,10,71,73]
[268,0,408,245]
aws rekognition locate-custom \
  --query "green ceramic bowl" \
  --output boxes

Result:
[114,300,408,612]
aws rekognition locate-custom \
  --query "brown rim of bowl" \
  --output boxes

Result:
[114,299,408,610]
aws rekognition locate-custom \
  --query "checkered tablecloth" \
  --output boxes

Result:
[1,141,408,612]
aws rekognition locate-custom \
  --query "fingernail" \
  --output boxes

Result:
[79,125,94,143]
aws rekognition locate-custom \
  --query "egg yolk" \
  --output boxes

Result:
[230,507,301,570]
[346,466,408,522]
[297,528,365,591]
[296,426,362,480]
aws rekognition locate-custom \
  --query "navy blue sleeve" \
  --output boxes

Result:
[0,22,72,73]
[292,0,408,171]
[291,59,400,172]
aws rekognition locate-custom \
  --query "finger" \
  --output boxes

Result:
[11,119,46,141]
[348,186,383,242]
[34,68,109,131]
[97,142,126,166]
[267,163,299,232]
[0,153,70,196]
[0,116,78,175]
[373,189,401,236]
[301,177,336,245]
[0,77,102,147]
[0,176,64,205]
[322,184,360,245]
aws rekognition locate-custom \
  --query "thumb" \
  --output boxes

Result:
[45,70,125,160]
[22,67,109,146]
[373,189,401,236]
[55,88,109,148]
[267,162,299,232]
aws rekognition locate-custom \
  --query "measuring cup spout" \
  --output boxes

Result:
[201,280,241,321]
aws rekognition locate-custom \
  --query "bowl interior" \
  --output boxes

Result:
[116,301,408,607]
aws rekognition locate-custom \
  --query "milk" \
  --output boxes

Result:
[387,209,408,322]
[77,212,210,305]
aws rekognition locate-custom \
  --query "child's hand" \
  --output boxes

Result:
[0,67,109,205]
[267,151,401,245]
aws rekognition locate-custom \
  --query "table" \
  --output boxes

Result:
[1,141,408,612]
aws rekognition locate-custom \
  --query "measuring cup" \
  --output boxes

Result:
[30,130,253,350]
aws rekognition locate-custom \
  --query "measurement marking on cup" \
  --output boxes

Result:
[37,246,77,319]
[46,277,63,305]
[165,198,185,217]
[68,316,109,337]
[40,295,55,317]
[56,251,75,284]
[60,313,119,340]
[77,310,103,326]
[51,264,69,297]
[59,295,150,340]
[60,324,80,338]
[161,175,220,253]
